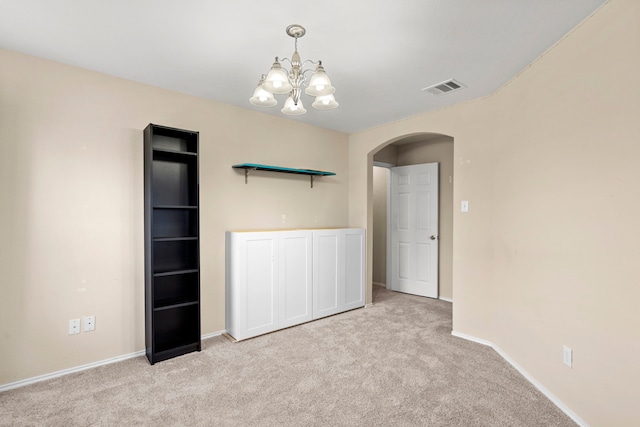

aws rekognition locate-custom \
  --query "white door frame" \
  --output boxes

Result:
[374,161,439,296]
[372,161,395,290]
[389,163,439,298]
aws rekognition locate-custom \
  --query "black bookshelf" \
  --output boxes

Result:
[144,124,201,364]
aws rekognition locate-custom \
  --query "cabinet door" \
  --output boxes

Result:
[279,231,313,328]
[343,229,365,311]
[227,232,279,340]
[313,230,342,319]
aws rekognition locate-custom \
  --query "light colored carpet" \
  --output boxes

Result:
[0,287,576,426]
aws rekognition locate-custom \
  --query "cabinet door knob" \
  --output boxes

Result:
[430,235,437,240]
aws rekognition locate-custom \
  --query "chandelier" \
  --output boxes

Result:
[249,24,339,115]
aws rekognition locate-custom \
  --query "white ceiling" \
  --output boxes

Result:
[0,0,607,133]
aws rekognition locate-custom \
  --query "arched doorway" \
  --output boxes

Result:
[370,132,454,302]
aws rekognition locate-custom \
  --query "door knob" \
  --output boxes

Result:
[430,235,437,240]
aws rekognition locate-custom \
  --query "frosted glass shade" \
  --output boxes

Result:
[281,96,307,115]
[263,64,292,94]
[312,93,339,110]
[249,84,277,107]
[305,66,335,96]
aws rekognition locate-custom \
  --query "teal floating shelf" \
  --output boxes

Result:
[232,163,336,188]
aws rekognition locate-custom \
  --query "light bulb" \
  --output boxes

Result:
[249,76,277,107]
[305,62,335,96]
[281,96,307,115]
[311,93,339,110]
[263,59,293,94]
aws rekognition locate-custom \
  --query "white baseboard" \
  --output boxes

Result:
[439,296,453,303]
[451,331,589,427]
[0,349,145,393]
[372,281,386,288]
[0,330,226,393]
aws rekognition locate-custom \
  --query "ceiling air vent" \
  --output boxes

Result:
[421,79,466,96]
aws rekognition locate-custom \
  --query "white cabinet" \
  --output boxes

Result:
[226,228,364,341]
[226,230,312,341]
[279,231,313,329]
[225,231,278,341]
[313,230,341,319]
[343,228,366,311]
[312,228,365,319]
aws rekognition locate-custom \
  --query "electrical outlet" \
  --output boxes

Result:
[563,345,573,368]
[69,319,81,335]
[83,315,96,332]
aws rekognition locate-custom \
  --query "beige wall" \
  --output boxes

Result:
[0,48,349,385]
[371,167,388,285]
[396,137,454,300]
[372,144,397,165]
[349,0,639,425]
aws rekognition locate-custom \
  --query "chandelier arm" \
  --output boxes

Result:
[279,58,319,71]
[301,59,320,68]
[279,57,293,67]
[299,69,315,85]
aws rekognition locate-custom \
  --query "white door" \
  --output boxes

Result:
[390,163,439,298]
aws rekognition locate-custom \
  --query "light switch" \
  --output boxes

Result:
[461,200,469,213]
